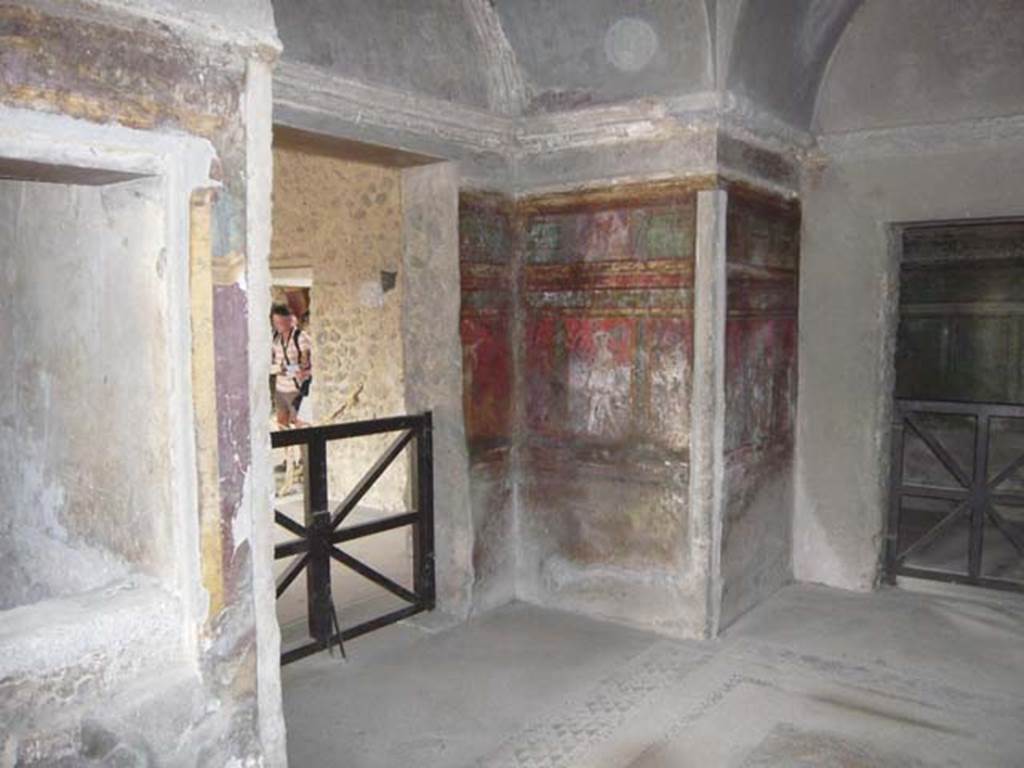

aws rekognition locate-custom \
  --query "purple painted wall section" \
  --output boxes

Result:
[214,280,253,609]
[720,187,800,627]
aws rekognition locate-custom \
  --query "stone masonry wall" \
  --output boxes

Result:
[271,143,408,512]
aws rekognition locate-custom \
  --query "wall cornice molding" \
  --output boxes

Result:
[21,0,281,55]
[273,61,810,196]
[274,60,513,153]
[815,113,1024,161]
[512,93,720,156]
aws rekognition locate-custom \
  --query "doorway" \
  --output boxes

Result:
[886,221,1024,591]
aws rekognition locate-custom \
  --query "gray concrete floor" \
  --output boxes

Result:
[281,582,1024,767]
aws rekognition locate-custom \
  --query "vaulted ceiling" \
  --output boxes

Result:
[269,0,1024,135]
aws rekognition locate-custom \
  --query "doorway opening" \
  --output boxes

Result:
[886,220,1024,591]
[268,126,442,656]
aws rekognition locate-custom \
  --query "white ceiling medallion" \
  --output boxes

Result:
[605,17,659,73]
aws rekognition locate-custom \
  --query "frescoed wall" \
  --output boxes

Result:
[458,181,800,635]
[516,186,701,633]
[459,193,517,610]
[720,187,800,627]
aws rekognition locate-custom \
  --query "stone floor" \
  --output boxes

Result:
[281,582,1024,767]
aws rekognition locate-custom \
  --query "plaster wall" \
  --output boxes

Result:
[796,0,1024,592]
[51,0,279,48]
[815,0,1024,134]
[0,177,171,609]
[516,187,700,635]
[719,187,799,627]
[796,139,1024,591]
[272,0,491,110]
[725,0,863,129]
[494,0,712,114]
[0,3,285,763]
[403,162,475,619]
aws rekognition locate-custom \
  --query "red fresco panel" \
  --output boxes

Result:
[525,313,563,435]
[460,313,512,443]
[724,315,797,453]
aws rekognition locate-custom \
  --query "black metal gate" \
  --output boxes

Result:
[272,413,435,665]
[886,399,1024,592]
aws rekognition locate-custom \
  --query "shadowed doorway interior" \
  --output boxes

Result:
[887,220,1024,590]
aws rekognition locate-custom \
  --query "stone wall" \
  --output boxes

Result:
[271,143,408,512]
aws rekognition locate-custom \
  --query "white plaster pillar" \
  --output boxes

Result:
[401,162,475,620]
[244,56,288,767]
[689,189,728,638]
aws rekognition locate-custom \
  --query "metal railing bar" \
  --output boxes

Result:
[984,504,1024,557]
[275,510,307,537]
[888,398,1024,591]
[988,451,1024,492]
[895,499,970,565]
[991,492,1024,506]
[280,604,426,665]
[904,412,973,488]
[893,566,1024,594]
[273,412,435,665]
[899,484,969,501]
[330,429,416,529]
[338,603,425,641]
[274,538,310,559]
[276,554,310,598]
[271,414,426,448]
[329,546,419,604]
[331,512,419,544]
[896,400,1024,419]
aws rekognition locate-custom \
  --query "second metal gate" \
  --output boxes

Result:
[886,399,1024,592]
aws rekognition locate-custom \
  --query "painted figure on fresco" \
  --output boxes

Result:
[464,336,486,429]
[580,210,631,261]
[570,326,631,438]
[649,326,691,450]
[585,331,619,433]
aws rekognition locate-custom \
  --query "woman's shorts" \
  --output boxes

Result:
[274,388,302,417]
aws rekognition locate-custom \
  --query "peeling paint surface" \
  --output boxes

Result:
[0,177,170,608]
[459,183,706,634]
[720,186,800,628]
[0,4,275,764]
[459,194,517,611]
